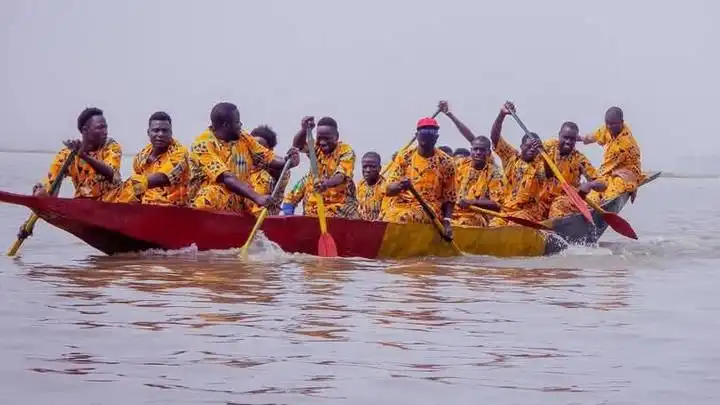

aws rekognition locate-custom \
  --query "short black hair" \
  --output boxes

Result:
[472,135,491,145]
[149,111,172,126]
[453,147,470,156]
[317,116,338,130]
[606,106,624,120]
[439,145,453,155]
[210,102,238,128]
[521,132,541,145]
[250,125,278,149]
[362,151,381,164]
[560,121,578,132]
[77,107,103,132]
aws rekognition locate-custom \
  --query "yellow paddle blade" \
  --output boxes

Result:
[238,209,269,259]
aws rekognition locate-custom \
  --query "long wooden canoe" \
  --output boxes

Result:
[0,171,660,259]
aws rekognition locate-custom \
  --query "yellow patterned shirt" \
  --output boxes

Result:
[132,139,191,206]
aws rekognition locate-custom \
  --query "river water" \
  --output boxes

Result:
[0,152,718,404]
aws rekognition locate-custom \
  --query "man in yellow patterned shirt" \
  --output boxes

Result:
[33,107,122,199]
[291,116,359,219]
[189,102,299,214]
[380,117,456,238]
[245,125,292,216]
[357,151,387,221]
[488,102,550,226]
[105,111,192,206]
[542,121,606,218]
[579,107,644,205]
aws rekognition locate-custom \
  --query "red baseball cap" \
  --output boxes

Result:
[416,117,439,129]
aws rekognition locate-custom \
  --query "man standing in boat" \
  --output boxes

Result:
[33,107,122,199]
[541,121,606,218]
[380,117,456,237]
[104,111,193,206]
[437,101,504,226]
[357,151,387,221]
[189,102,300,214]
[488,102,549,226]
[244,125,292,216]
[579,107,644,205]
[291,116,359,219]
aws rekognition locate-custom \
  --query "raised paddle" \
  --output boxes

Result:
[238,159,294,259]
[406,183,463,255]
[468,205,553,231]
[7,149,78,256]
[305,127,338,257]
[505,109,594,224]
[379,109,442,177]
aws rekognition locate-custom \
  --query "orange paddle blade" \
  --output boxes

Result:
[318,232,338,257]
[505,215,553,231]
[561,183,594,223]
[601,212,638,240]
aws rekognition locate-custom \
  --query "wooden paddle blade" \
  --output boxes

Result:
[505,215,553,231]
[318,232,338,257]
[561,183,593,224]
[601,212,638,240]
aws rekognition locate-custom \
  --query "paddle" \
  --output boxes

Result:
[468,205,553,231]
[305,127,338,257]
[238,159,294,259]
[584,197,638,240]
[7,149,78,256]
[406,183,463,255]
[505,109,594,224]
[379,109,442,177]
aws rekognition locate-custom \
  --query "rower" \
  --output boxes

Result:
[280,174,309,216]
[189,102,299,214]
[357,151,387,221]
[380,117,456,238]
[104,111,192,206]
[436,102,503,226]
[32,107,122,199]
[579,106,644,205]
[488,101,550,226]
[245,125,292,216]
[291,116,359,219]
[542,122,606,218]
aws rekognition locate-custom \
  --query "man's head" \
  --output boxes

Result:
[558,121,579,156]
[251,125,278,150]
[454,147,470,159]
[438,146,453,156]
[470,136,492,166]
[415,117,440,155]
[210,102,242,140]
[361,151,381,183]
[147,111,173,151]
[605,106,624,137]
[77,107,108,150]
[316,116,339,155]
[520,132,541,162]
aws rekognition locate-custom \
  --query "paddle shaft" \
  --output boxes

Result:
[468,205,552,231]
[7,149,78,256]
[407,183,462,254]
[306,127,329,234]
[380,109,442,177]
[239,159,293,257]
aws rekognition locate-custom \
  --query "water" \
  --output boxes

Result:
[1,152,719,404]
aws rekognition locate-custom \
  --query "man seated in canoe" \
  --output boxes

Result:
[379,117,456,237]
[578,107,644,205]
[357,151,387,221]
[105,111,193,206]
[245,125,292,216]
[488,102,550,226]
[32,107,122,199]
[189,102,300,214]
[541,121,606,218]
[436,101,504,226]
[291,116,359,219]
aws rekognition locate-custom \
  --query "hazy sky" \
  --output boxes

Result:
[1,0,718,176]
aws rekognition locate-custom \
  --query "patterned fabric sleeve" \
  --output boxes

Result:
[43,148,72,190]
[283,174,308,205]
[191,137,230,183]
[384,150,408,192]
[579,152,598,181]
[156,146,190,185]
[594,126,611,146]
[440,156,457,205]
[334,143,355,179]
[103,140,123,184]
[493,137,520,172]
[487,165,505,204]
[246,133,276,168]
